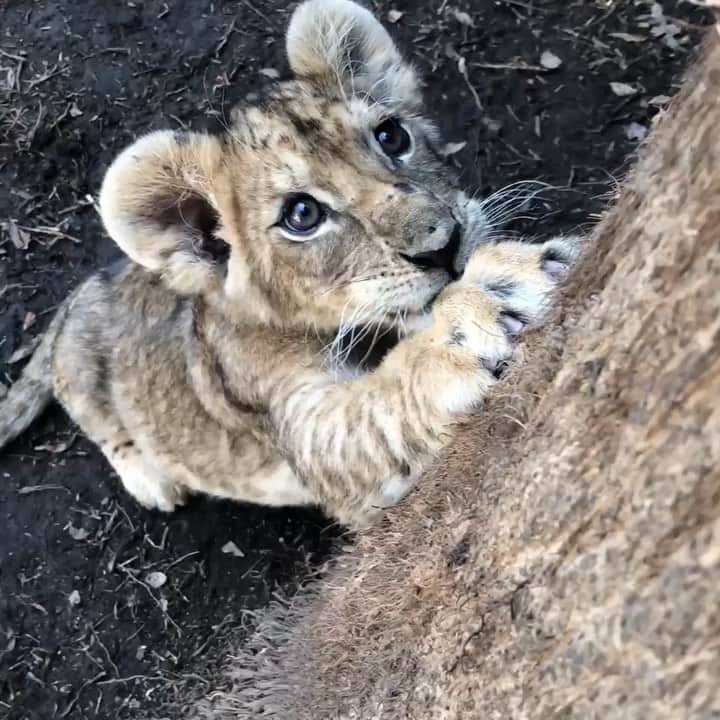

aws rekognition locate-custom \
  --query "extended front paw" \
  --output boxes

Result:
[460,235,582,326]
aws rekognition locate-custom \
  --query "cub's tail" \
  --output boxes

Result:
[0,299,71,448]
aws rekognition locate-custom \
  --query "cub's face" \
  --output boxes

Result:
[99,0,490,334]
[223,82,476,331]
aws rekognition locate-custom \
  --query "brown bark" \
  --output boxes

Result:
[196,31,720,720]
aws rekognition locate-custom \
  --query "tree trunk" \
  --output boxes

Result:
[197,30,720,720]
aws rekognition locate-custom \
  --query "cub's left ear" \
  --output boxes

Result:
[99,130,231,296]
[286,0,420,108]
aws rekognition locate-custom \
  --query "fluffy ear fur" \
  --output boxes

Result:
[99,130,228,295]
[286,0,420,107]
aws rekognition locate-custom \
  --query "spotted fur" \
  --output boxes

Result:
[0,0,580,526]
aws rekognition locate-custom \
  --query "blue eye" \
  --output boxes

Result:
[374,118,411,157]
[282,194,324,235]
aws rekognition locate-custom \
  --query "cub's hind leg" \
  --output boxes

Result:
[51,285,185,512]
[55,369,185,512]
[100,439,186,512]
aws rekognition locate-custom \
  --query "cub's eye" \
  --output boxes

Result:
[374,118,412,158]
[281,194,325,237]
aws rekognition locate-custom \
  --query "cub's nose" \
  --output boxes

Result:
[401,223,462,280]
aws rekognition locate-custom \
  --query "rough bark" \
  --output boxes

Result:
[193,30,720,720]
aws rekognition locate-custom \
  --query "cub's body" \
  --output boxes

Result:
[52,262,307,512]
[0,0,578,526]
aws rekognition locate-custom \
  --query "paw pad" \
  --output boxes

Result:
[480,356,509,379]
[499,311,526,338]
[541,240,579,280]
[542,257,570,280]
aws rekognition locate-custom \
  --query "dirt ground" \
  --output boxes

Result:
[0,1,710,719]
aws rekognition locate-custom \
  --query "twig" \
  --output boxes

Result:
[496,0,545,12]
[26,64,61,89]
[25,100,44,147]
[16,224,81,244]
[122,569,182,634]
[165,550,200,571]
[190,614,234,658]
[80,47,131,61]
[57,195,94,216]
[0,48,25,62]
[60,671,107,718]
[92,630,120,677]
[96,674,166,685]
[471,61,548,72]
[239,0,277,30]
[458,57,483,111]
[214,18,236,57]
[18,484,71,495]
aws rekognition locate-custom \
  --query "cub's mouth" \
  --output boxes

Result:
[399,222,463,281]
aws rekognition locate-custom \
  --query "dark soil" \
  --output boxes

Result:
[0,1,710,718]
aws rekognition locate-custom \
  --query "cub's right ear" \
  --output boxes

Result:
[99,130,228,295]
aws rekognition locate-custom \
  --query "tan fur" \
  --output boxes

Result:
[0,0,577,527]
[190,32,720,720]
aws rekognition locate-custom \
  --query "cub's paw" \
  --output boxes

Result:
[400,283,532,418]
[110,453,187,512]
[460,235,582,326]
[432,284,523,382]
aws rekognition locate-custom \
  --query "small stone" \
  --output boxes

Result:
[68,525,89,541]
[221,541,245,557]
[625,122,648,141]
[146,571,167,589]
[68,590,81,606]
[540,51,562,70]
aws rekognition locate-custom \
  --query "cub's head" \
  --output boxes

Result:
[100,0,489,333]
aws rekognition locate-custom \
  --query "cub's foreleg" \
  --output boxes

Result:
[265,236,580,527]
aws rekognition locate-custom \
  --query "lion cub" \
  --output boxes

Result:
[0,0,578,527]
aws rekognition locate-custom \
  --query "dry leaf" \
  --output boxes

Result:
[610,82,638,97]
[540,51,562,70]
[451,8,475,27]
[146,571,167,589]
[222,541,246,557]
[387,9,404,23]
[68,525,89,541]
[68,590,81,606]
[439,141,467,157]
[649,94,672,106]
[609,32,645,42]
[23,311,36,331]
[259,67,280,79]
[7,220,30,250]
[69,102,83,117]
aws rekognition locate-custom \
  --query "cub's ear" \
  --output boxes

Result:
[286,0,420,107]
[99,130,229,295]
